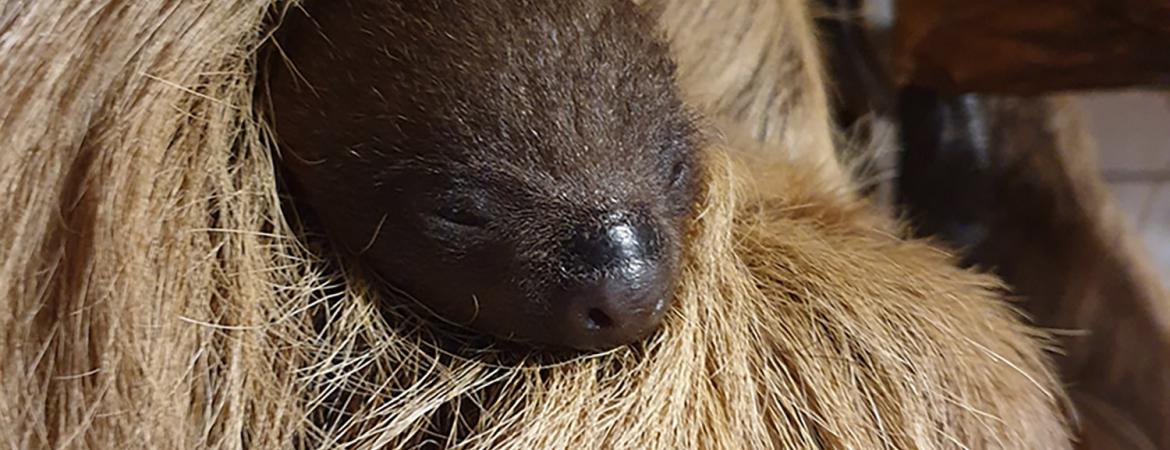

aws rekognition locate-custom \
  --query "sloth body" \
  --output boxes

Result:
[269,0,698,350]
[1,0,1082,448]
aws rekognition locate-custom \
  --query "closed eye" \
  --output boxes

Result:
[668,160,689,188]
[436,205,490,228]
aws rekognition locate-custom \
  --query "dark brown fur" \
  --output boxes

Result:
[265,0,700,350]
[897,92,1170,449]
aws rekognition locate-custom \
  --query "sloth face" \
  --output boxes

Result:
[269,0,698,350]
[369,127,697,350]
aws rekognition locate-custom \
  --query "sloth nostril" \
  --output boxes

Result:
[586,308,614,330]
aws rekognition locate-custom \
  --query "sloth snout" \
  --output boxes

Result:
[556,211,673,351]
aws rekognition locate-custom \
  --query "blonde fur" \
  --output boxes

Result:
[650,0,849,190]
[1,0,1071,448]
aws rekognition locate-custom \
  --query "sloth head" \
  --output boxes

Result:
[268,0,699,351]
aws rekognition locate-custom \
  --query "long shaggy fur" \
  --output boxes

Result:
[1,0,1071,448]
[649,0,849,189]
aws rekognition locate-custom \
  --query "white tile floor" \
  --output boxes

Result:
[1077,92,1170,282]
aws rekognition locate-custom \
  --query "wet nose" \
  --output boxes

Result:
[558,212,674,351]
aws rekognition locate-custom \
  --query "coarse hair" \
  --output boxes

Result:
[0,0,1071,448]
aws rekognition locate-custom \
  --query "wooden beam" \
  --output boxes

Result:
[895,0,1170,94]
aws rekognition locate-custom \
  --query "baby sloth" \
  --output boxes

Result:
[267,0,699,351]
